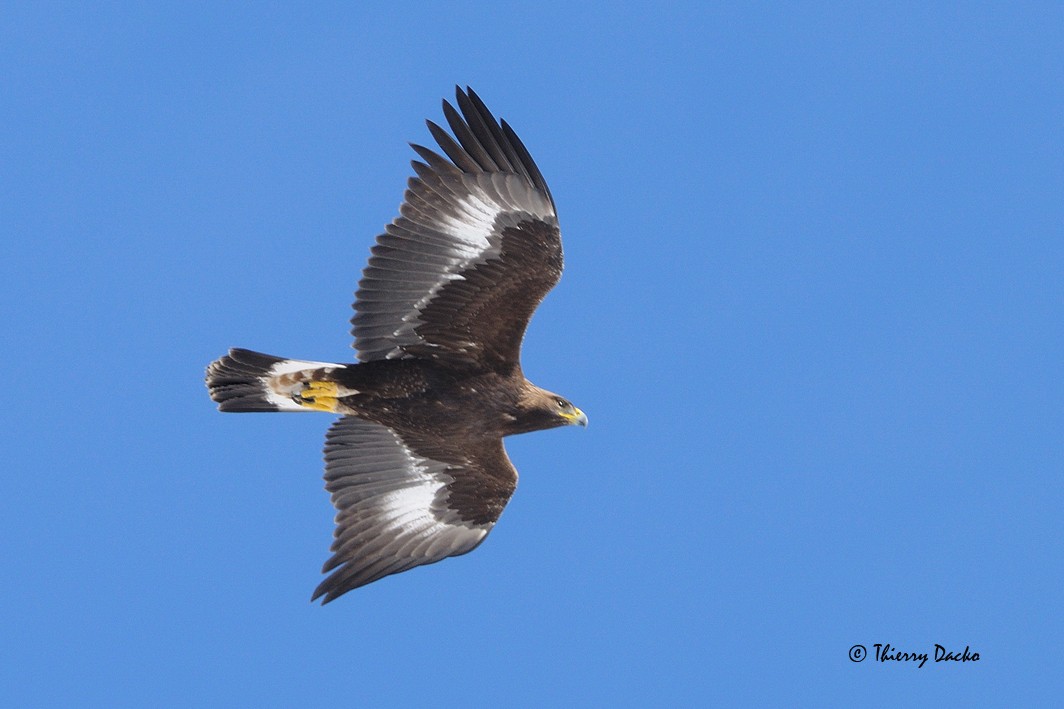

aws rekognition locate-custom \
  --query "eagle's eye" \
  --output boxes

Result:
[555,398,568,409]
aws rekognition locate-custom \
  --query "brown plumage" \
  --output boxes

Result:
[205,87,585,603]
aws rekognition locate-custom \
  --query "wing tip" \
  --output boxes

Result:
[419,86,542,184]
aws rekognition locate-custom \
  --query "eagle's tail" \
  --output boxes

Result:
[206,348,350,413]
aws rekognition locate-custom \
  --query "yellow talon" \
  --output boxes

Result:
[297,380,341,411]
[305,381,339,397]
[301,396,338,412]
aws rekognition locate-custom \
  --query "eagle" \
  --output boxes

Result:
[206,87,586,603]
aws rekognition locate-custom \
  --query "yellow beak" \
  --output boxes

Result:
[563,407,588,428]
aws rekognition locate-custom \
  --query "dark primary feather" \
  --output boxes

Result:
[313,416,516,602]
[440,101,498,171]
[461,89,525,185]
[351,86,561,367]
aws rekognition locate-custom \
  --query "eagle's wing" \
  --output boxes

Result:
[312,415,517,603]
[352,87,562,370]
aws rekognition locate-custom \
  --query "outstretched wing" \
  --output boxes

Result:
[313,416,518,603]
[352,86,562,370]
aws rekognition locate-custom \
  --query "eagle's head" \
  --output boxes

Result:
[508,384,587,435]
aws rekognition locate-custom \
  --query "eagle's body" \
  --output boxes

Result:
[206,87,585,603]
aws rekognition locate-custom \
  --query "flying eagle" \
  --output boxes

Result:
[206,87,585,603]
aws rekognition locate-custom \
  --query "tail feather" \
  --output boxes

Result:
[206,348,342,412]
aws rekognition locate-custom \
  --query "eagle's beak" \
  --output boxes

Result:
[566,407,588,428]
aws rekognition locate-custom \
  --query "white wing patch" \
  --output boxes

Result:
[371,476,483,541]
[382,190,553,359]
[363,430,484,544]
[317,417,493,600]
[438,194,498,254]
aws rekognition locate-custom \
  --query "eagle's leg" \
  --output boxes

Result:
[294,380,341,412]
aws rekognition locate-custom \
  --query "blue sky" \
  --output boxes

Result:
[2,2,1061,705]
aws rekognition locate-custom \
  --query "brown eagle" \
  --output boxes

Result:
[206,87,585,603]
